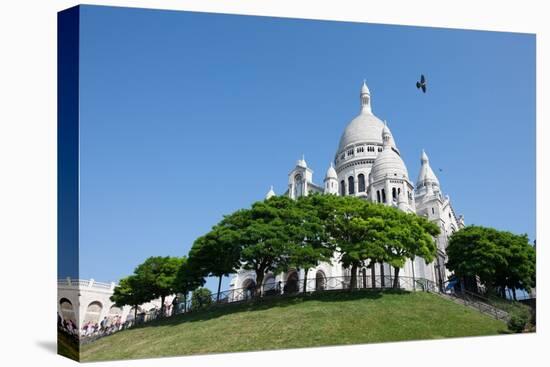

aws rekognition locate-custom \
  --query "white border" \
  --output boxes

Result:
[0,1,547,366]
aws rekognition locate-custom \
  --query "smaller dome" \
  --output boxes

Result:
[325,163,337,180]
[296,154,307,168]
[371,147,409,182]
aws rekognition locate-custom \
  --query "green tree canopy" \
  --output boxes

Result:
[373,206,439,288]
[110,275,150,320]
[187,225,241,301]
[190,287,213,311]
[217,196,305,294]
[288,195,335,292]
[174,256,205,312]
[322,195,387,289]
[446,225,535,299]
[320,195,439,289]
[134,256,183,314]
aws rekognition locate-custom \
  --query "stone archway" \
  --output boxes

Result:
[84,301,103,324]
[315,270,327,291]
[263,274,277,296]
[59,298,76,323]
[242,278,256,299]
[284,271,299,294]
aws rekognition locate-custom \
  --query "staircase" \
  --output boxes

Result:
[432,290,509,321]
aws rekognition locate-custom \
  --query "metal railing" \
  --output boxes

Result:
[443,288,510,321]
[180,275,438,311]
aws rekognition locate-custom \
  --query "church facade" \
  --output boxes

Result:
[230,81,464,295]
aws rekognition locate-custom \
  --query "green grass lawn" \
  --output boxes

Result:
[81,290,508,362]
[58,329,79,361]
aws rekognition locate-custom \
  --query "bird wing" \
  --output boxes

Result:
[421,84,426,93]
[421,74,425,83]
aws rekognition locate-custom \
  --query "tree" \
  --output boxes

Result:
[190,287,213,310]
[447,226,536,299]
[289,195,335,293]
[187,226,241,302]
[110,275,150,321]
[325,196,387,290]
[496,232,536,300]
[174,256,205,312]
[373,206,439,288]
[319,196,439,290]
[134,256,183,316]
[218,196,303,295]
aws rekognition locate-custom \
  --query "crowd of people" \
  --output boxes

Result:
[81,315,125,339]
[57,297,184,343]
[57,313,79,337]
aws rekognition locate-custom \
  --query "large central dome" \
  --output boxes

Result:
[337,112,386,152]
[336,81,396,155]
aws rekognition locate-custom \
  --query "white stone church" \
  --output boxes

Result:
[230,80,465,295]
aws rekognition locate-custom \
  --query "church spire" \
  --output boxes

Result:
[382,120,392,148]
[265,185,276,200]
[416,149,440,191]
[360,79,372,114]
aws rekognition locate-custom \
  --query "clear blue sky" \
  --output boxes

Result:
[71,5,535,291]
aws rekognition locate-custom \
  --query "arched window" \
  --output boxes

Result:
[392,187,397,200]
[376,190,381,203]
[381,189,386,203]
[285,271,299,294]
[358,174,365,192]
[242,279,257,300]
[340,180,345,196]
[59,298,75,323]
[262,274,277,296]
[84,301,103,324]
[294,174,303,198]
[109,305,122,317]
[315,271,327,291]
[348,176,355,194]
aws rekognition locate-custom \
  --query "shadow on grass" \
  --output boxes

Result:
[112,289,408,333]
[57,329,80,361]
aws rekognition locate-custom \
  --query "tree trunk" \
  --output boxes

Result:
[350,263,358,290]
[303,268,309,293]
[255,269,265,297]
[393,266,400,289]
[512,288,517,301]
[371,265,376,288]
[216,275,223,302]
[380,262,385,288]
[160,295,165,317]
[134,304,138,321]
[183,293,187,313]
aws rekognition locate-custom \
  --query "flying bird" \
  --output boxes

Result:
[416,74,427,93]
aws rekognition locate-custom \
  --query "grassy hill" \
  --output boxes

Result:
[80,290,508,362]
